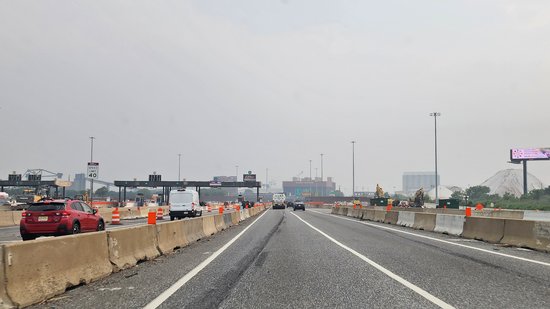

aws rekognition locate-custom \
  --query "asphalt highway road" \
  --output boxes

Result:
[32,208,550,309]
[0,209,233,243]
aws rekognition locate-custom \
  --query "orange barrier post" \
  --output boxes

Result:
[148,210,157,225]
[386,205,392,211]
[156,207,164,220]
[111,208,121,225]
[218,207,224,214]
[465,207,472,217]
[475,203,484,211]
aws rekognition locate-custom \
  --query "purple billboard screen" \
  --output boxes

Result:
[510,148,550,161]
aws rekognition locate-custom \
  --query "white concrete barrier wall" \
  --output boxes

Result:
[397,211,415,227]
[434,214,465,236]
[523,210,550,222]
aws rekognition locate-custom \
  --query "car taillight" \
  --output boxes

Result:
[56,212,70,218]
[22,212,28,217]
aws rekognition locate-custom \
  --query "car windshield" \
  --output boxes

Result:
[27,202,65,211]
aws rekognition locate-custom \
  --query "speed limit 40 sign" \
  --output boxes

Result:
[87,162,99,179]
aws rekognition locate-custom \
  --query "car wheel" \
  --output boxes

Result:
[72,222,81,234]
[22,234,36,241]
[199,211,203,216]
[97,220,105,231]
[170,216,175,221]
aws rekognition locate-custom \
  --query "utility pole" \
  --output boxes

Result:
[351,141,356,197]
[266,168,268,193]
[178,154,182,181]
[320,153,324,196]
[89,136,95,205]
[430,112,441,205]
[309,160,312,197]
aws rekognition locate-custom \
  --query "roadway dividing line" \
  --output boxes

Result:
[290,212,455,309]
[309,210,550,268]
[143,210,270,309]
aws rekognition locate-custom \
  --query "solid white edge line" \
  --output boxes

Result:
[309,210,550,267]
[143,209,270,309]
[290,212,455,309]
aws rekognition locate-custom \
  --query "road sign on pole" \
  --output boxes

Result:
[87,162,99,179]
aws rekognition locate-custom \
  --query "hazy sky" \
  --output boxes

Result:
[1,1,549,194]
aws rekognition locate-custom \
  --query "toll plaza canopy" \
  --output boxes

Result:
[114,180,262,205]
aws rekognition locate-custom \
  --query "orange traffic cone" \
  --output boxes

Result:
[156,207,164,220]
[218,207,224,214]
[111,208,121,225]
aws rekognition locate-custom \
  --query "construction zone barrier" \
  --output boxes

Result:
[373,210,386,222]
[156,221,189,254]
[397,211,415,227]
[384,211,399,225]
[413,213,436,231]
[148,209,157,225]
[2,232,112,307]
[462,217,505,243]
[434,214,465,236]
[231,212,240,225]
[156,208,164,220]
[0,211,15,227]
[213,214,226,232]
[500,219,550,252]
[107,225,160,271]
[111,208,121,225]
[182,217,206,243]
[363,209,376,221]
[223,213,233,228]
[0,202,269,308]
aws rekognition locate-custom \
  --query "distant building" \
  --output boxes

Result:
[403,172,440,195]
[69,173,86,192]
[282,177,336,198]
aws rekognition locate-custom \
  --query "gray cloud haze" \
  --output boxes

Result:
[1,1,549,194]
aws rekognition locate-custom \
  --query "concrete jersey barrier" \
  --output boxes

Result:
[384,211,399,225]
[231,212,240,225]
[202,216,217,236]
[501,219,550,252]
[462,217,505,243]
[397,211,415,227]
[213,215,226,232]
[3,232,112,307]
[156,221,189,254]
[373,210,386,222]
[434,214,465,236]
[182,218,206,243]
[223,213,233,228]
[107,225,161,271]
[413,213,436,231]
[523,210,550,222]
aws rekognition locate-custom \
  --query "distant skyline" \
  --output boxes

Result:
[1,1,549,195]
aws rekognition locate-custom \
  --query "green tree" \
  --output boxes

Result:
[95,186,109,197]
[465,186,490,200]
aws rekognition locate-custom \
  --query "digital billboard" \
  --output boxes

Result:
[510,148,550,161]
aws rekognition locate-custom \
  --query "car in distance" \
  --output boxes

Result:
[272,193,286,209]
[169,189,203,220]
[20,199,105,241]
[293,200,306,211]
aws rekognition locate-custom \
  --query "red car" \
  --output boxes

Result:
[20,199,105,241]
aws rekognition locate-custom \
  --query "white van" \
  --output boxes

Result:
[169,189,202,220]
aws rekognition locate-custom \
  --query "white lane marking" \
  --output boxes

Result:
[290,212,455,309]
[309,210,550,267]
[143,210,269,309]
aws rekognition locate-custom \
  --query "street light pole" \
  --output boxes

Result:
[351,141,356,197]
[178,154,182,181]
[320,153,324,181]
[309,160,312,197]
[89,136,95,205]
[266,168,268,193]
[430,112,441,205]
